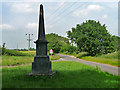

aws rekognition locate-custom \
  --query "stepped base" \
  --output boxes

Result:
[27,55,56,76]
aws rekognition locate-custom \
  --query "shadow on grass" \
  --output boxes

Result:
[2,65,119,88]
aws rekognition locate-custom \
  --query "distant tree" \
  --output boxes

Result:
[2,43,6,55]
[30,48,36,51]
[60,44,78,54]
[111,35,119,51]
[67,20,116,56]
[46,33,69,53]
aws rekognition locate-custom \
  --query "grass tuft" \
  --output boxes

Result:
[50,55,60,60]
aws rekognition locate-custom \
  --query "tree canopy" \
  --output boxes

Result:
[46,33,69,53]
[67,20,118,56]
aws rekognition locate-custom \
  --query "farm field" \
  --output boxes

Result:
[2,61,119,88]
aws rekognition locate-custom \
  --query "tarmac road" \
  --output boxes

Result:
[56,54,119,76]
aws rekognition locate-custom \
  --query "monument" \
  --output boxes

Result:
[27,4,55,75]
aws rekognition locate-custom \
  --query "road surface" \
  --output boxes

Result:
[56,54,119,76]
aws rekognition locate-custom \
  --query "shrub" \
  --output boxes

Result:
[2,48,33,56]
[60,45,77,54]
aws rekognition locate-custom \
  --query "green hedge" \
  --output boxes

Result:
[2,48,33,56]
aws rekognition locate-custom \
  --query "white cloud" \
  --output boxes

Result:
[102,14,108,19]
[88,5,103,11]
[11,3,35,13]
[0,24,15,30]
[26,22,53,30]
[73,10,88,17]
[26,22,38,30]
[73,4,103,18]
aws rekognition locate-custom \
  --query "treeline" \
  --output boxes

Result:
[0,43,33,56]
[46,33,70,53]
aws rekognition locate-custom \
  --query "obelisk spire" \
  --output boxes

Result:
[38,4,45,40]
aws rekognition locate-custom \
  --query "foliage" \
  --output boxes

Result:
[46,33,70,53]
[75,52,88,58]
[2,48,33,56]
[96,51,118,59]
[60,44,78,54]
[67,20,118,56]
[2,43,6,55]
[111,35,119,51]
[2,61,119,88]
[1,43,32,56]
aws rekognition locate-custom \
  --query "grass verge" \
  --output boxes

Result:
[1,54,60,66]
[2,56,34,66]
[50,55,60,60]
[2,61,119,88]
[81,56,119,67]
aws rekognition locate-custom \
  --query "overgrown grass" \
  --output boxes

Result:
[96,51,118,59]
[50,55,60,60]
[2,56,34,66]
[81,56,119,67]
[2,61,119,88]
[1,54,60,66]
[19,51,36,56]
[80,52,119,67]
[3,49,34,56]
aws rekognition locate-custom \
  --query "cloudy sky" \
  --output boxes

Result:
[0,0,119,49]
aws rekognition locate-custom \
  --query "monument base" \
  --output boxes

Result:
[27,55,56,76]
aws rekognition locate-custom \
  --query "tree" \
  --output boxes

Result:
[2,43,6,55]
[67,20,116,56]
[46,33,69,53]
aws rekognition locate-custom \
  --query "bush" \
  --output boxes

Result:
[60,45,77,54]
[76,52,88,58]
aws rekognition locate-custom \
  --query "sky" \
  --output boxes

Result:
[0,0,119,49]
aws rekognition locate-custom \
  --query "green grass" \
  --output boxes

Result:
[2,56,34,66]
[81,56,119,67]
[50,54,60,60]
[2,61,119,88]
[3,49,34,56]
[97,51,118,59]
[1,54,60,66]
[80,52,119,67]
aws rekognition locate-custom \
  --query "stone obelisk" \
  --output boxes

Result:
[28,4,55,75]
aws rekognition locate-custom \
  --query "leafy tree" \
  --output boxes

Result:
[60,44,78,54]
[2,43,6,55]
[111,35,119,51]
[67,20,116,56]
[46,33,69,53]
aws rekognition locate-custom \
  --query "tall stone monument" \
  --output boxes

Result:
[27,4,55,75]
